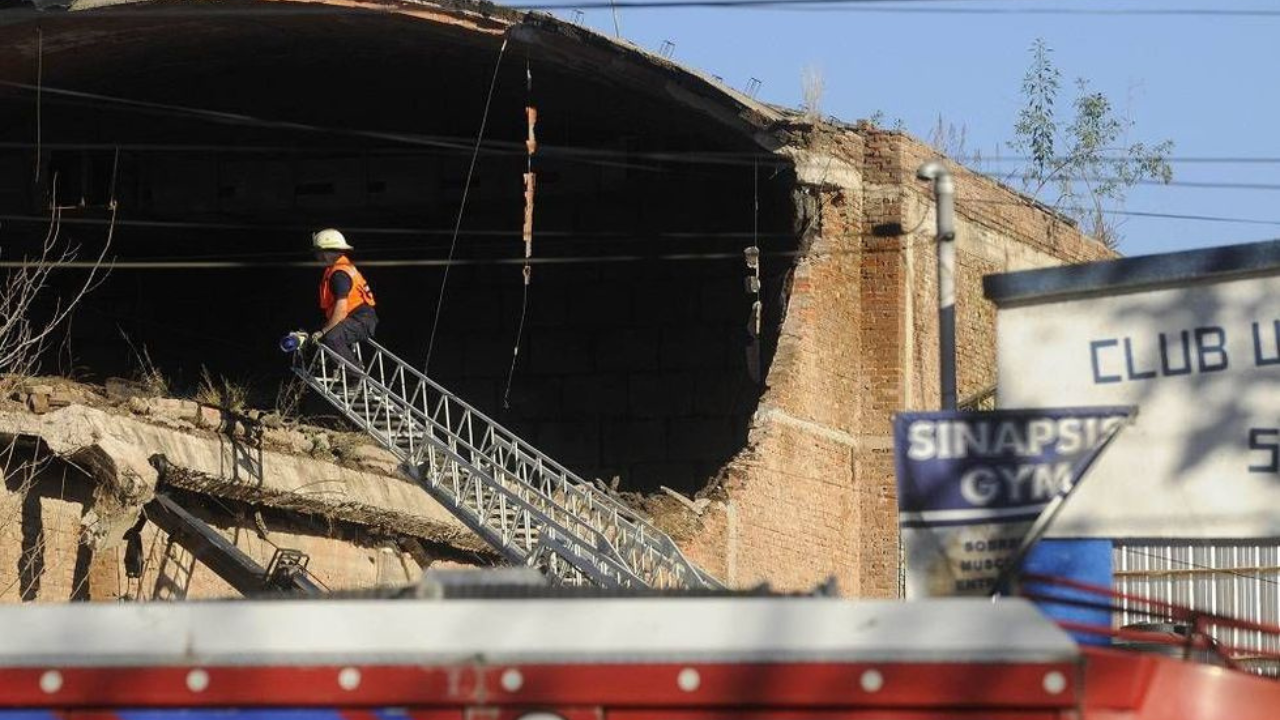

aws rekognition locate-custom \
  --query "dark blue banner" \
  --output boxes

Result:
[894,407,1132,597]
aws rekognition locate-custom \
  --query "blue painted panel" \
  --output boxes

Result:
[1023,539,1113,645]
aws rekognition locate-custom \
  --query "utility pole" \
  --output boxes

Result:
[917,161,957,411]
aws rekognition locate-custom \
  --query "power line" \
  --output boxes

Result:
[424,36,510,373]
[10,197,1280,239]
[6,140,1280,169]
[0,249,809,270]
[2,0,1278,15]
[0,80,782,169]
[0,212,795,240]
[16,80,1280,179]
[976,173,1280,193]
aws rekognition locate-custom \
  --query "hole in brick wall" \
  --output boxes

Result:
[2,11,799,496]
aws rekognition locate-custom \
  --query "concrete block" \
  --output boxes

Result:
[562,374,628,417]
[668,417,736,462]
[693,372,746,416]
[603,420,666,463]
[634,288,698,327]
[127,397,150,415]
[347,444,402,476]
[505,377,563,420]
[570,285,631,327]
[529,292,569,328]
[454,378,498,415]
[26,393,49,415]
[196,406,222,430]
[462,333,510,379]
[627,373,697,418]
[661,327,729,371]
[537,421,600,468]
[530,332,594,375]
[596,328,659,372]
[264,427,312,455]
[700,284,745,323]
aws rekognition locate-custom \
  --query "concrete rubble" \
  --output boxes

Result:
[0,398,487,556]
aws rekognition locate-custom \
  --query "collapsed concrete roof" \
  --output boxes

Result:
[2,0,790,147]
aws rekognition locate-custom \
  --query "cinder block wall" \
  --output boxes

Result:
[681,126,1114,596]
[423,254,771,497]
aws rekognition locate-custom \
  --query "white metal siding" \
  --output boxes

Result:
[1113,540,1280,674]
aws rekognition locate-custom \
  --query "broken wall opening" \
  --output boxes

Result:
[0,5,799,496]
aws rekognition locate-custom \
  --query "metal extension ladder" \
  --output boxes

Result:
[292,339,721,590]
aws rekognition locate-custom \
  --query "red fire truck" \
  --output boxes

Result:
[0,571,1276,720]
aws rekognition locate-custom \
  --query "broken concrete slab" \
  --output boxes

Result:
[0,404,486,554]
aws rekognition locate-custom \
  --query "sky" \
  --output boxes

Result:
[550,0,1280,257]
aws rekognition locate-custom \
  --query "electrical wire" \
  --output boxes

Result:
[8,198,1280,239]
[1,0,1279,15]
[0,80,782,170]
[0,212,795,240]
[6,140,1280,170]
[0,250,809,270]
[423,36,510,374]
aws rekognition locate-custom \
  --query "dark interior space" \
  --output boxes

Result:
[0,3,799,494]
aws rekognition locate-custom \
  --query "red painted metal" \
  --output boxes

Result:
[0,665,478,707]
[0,652,1277,718]
[0,661,1075,710]
[1081,646,1280,720]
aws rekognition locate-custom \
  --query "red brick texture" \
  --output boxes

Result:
[682,127,1113,596]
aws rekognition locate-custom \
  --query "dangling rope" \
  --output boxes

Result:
[503,60,536,410]
[423,35,509,374]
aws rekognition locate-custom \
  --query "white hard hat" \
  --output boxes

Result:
[312,228,353,251]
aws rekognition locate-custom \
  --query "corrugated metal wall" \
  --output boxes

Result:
[1113,540,1280,675]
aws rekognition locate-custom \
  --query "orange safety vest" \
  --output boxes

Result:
[319,256,377,319]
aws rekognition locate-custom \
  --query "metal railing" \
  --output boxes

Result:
[293,340,721,590]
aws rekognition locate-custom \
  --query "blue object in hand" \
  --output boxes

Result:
[279,331,309,353]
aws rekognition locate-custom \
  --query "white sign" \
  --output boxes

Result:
[996,272,1280,538]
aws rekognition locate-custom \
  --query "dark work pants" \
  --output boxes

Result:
[320,308,378,369]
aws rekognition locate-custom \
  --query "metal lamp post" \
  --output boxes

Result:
[917,161,957,411]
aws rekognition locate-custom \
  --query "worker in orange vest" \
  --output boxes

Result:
[311,228,378,368]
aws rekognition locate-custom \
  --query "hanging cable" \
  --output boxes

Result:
[422,35,509,374]
[32,27,41,187]
[503,59,537,410]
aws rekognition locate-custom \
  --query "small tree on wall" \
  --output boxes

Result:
[1010,38,1174,249]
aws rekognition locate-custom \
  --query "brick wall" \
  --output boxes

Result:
[682,127,1114,596]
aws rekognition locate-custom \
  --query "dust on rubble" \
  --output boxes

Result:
[2,374,403,479]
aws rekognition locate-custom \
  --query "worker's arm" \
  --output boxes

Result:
[321,298,350,335]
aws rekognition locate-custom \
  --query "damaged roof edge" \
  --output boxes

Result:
[55,0,788,147]
[509,14,785,143]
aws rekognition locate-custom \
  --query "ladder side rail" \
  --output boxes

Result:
[365,344,642,510]
[470,430,705,583]
[295,345,642,585]
[358,343,662,533]
[360,341,717,588]
[295,363,638,587]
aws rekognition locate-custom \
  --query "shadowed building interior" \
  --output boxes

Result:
[0,1,798,496]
